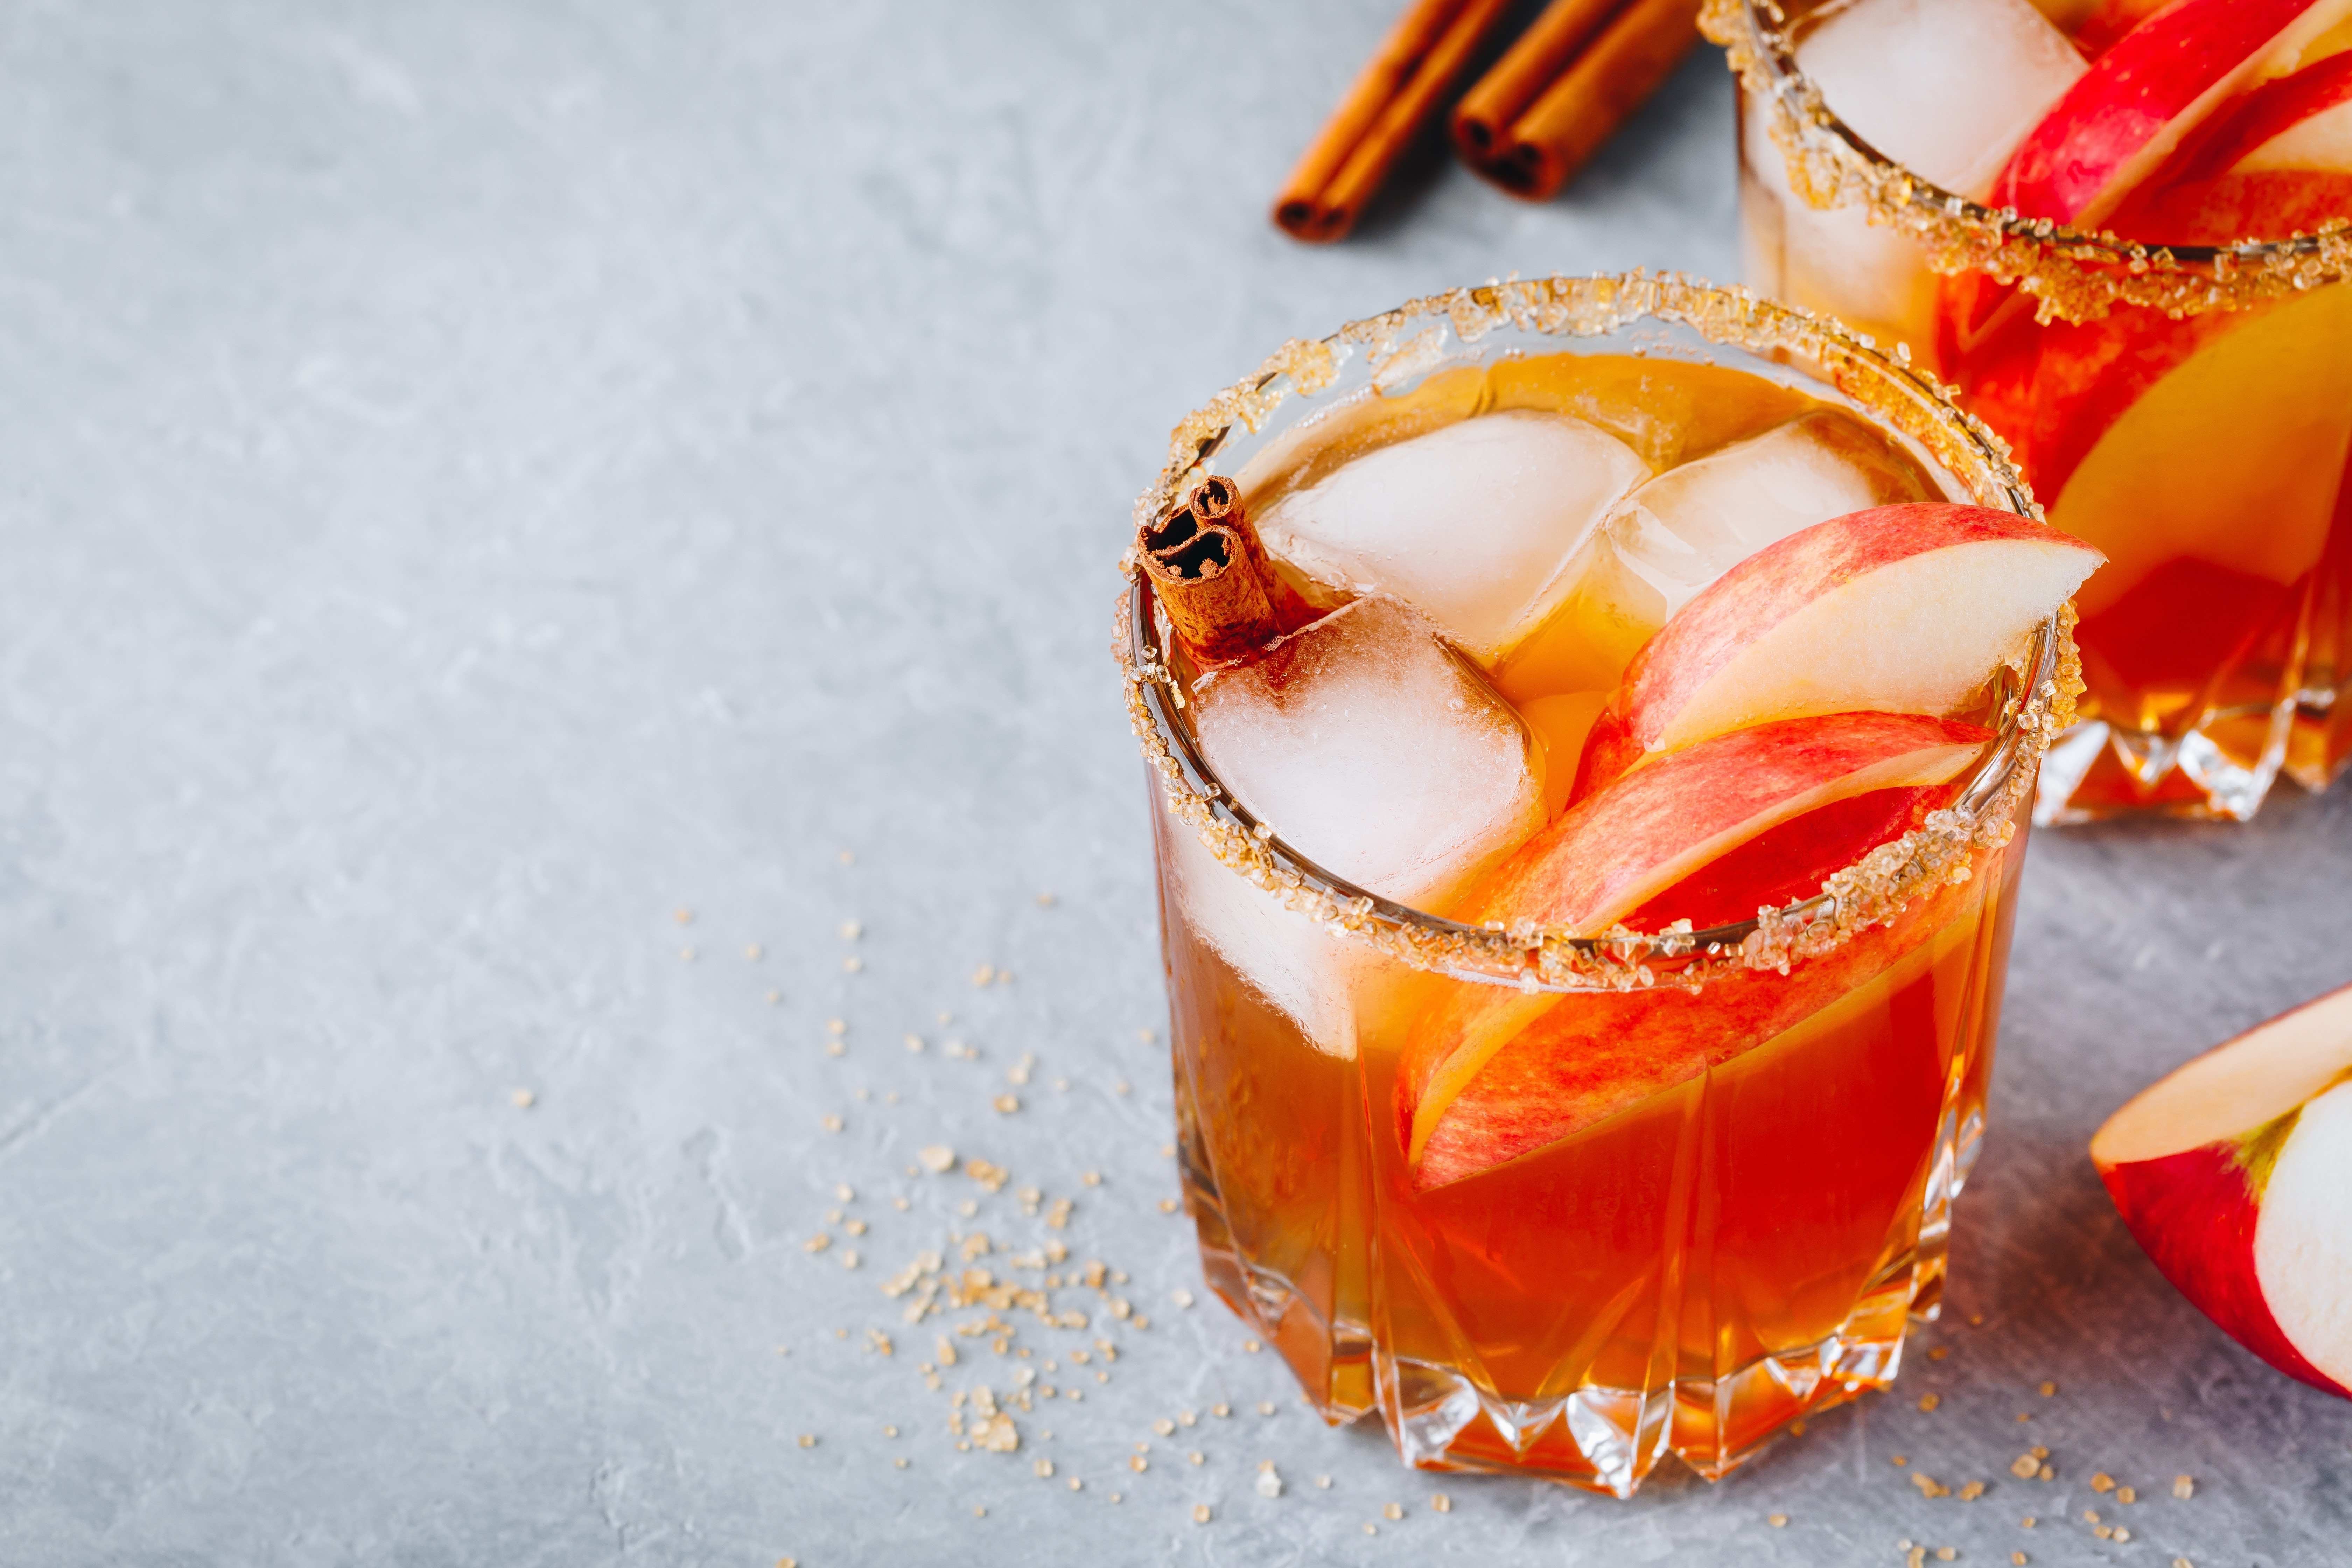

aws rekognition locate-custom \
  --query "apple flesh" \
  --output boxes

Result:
[1619,504,2103,759]
[1402,836,1986,1189]
[2092,981,2352,1398]
[1993,0,2352,227]
[1470,710,1992,941]
[1397,710,1993,1179]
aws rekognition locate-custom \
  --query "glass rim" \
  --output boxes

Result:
[1116,272,2081,996]
[1705,0,2352,322]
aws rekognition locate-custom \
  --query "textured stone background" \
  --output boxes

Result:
[0,3,2346,1564]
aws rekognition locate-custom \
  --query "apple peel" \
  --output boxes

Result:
[2092,981,2352,1398]
[1621,504,2102,758]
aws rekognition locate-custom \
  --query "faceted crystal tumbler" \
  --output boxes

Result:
[1709,0,2352,820]
[1116,274,2073,1495]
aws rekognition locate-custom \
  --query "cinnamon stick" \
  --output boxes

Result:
[1464,0,1701,201]
[1139,476,1277,662]
[1273,0,1517,243]
[1451,0,1628,163]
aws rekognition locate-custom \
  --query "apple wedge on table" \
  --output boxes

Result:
[2093,983,2352,1400]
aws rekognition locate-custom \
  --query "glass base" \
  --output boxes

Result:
[1185,1095,1979,1497]
[2034,707,2317,824]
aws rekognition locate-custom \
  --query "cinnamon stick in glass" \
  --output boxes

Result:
[1139,477,1278,663]
[1462,0,1701,201]
[1272,0,1516,243]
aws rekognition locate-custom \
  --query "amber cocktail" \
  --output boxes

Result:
[1118,275,2093,1494]
[1713,0,2352,820]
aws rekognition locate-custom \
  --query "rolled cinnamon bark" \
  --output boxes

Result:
[1273,0,1517,242]
[1452,0,1629,164]
[1139,477,1278,662]
[1471,0,1701,201]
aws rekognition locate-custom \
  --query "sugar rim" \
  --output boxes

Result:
[1114,272,2082,996]
[1704,0,2352,324]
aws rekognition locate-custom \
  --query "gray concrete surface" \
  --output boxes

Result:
[0,2,2345,1563]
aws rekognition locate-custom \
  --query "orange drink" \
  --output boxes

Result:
[1119,275,2094,1492]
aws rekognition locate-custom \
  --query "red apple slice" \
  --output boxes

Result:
[1471,710,1992,941]
[1397,710,1993,1177]
[1622,784,1954,934]
[2091,981,2352,1399]
[1994,0,2352,227]
[1402,837,1988,1189]
[1619,504,2102,760]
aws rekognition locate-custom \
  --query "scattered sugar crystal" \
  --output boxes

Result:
[1253,411,1649,664]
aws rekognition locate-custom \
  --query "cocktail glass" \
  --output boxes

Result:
[1116,274,2076,1494]
[1709,0,2352,820]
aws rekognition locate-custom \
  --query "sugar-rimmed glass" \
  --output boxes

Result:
[1116,273,2074,1494]
[1707,0,2352,820]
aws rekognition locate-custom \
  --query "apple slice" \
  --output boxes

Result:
[1402,838,1986,1189]
[1471,710,1992,941]
[1397,710,1992,1176]
[2091,982,2352,1399]
[1619,504,2102,760]
[1622,784,1954,934]
[1993,0,2352,227]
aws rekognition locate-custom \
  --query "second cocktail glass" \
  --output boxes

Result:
[1710,0,2352,821]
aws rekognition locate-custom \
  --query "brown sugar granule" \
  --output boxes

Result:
[1257,1401,1275,1416]
[2021,1516,2035,1527]
[2038,1381,2057,1396]
[1382,1503,1402,1521]
[1129,1455,1147,1473]
[2173,1475,2195,1500]
[1192,1504,1211,1525]
[1188,1452,1204,1466]
[2116,1485,2137,1505]
[797,1434,816,1448]
[1929,1346,1949,1360]
[1918,1394,1941,1413]
[1768,1513,1788,1527]
[1937,1552,1956,1563]
[992,1094,1020,1114]
[1158,1198,1179,1213]
[1211,1403,1230,1418]
[1959,1481,1986,1501]
[2011,1455,2040,1479]
[1242,1339,1263,1354]
[820,1114,844,1133]
[2038,1464,2055,1481]
[2012,1556,2028,1567]
[1892,1455,1909,1467]
[1909,1473,1951,1499]
[2083,1509,2101,1524]
[1363,1524,1378,1536]
[1432,1494,1451,1513]
[2091,1473,2114,1493]
[2114,1527,2132,1542]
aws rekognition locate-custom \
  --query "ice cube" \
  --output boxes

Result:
[1798,0,2086,200]
[1498,409,1942,697]
[1169,597,1544,1055]
[1253,410,1650,666]
[1193,596,1545,912]
[1744,0,2083,358]
[1605,407,1944,622]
